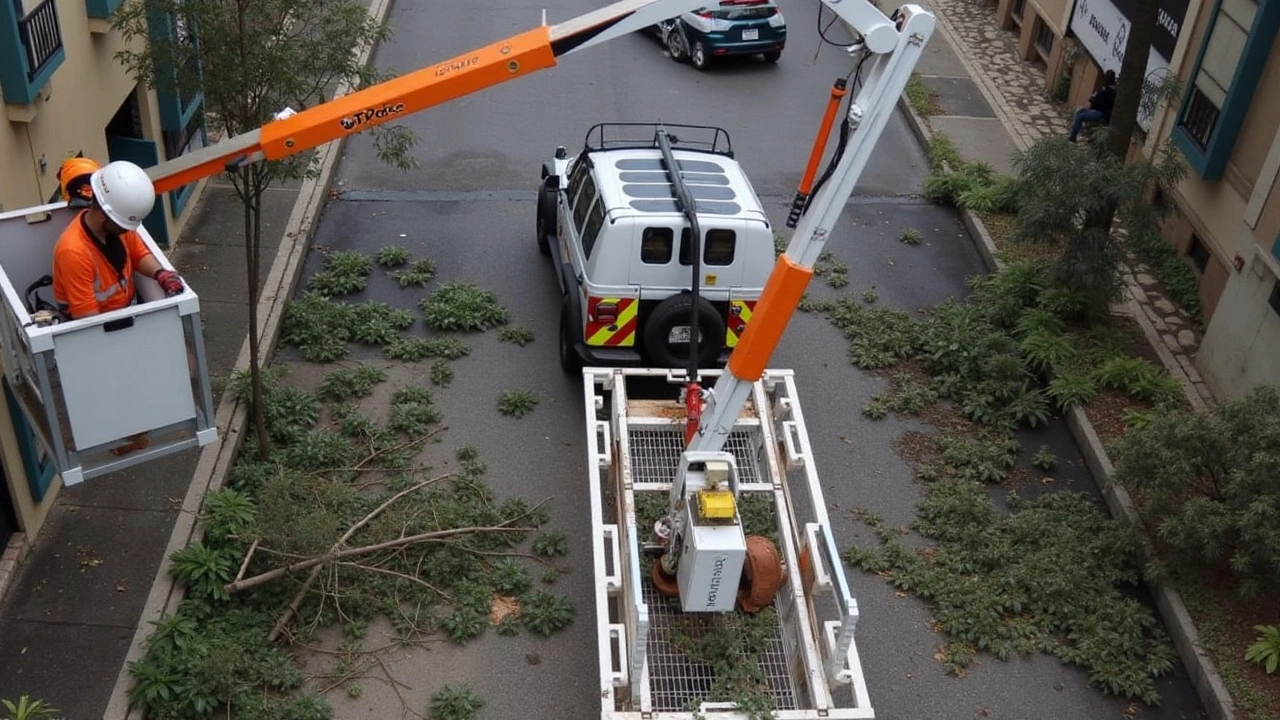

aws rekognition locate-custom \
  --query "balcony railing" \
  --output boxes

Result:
[16,0,62,82]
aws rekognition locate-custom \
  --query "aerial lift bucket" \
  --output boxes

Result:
[0,203,217,487]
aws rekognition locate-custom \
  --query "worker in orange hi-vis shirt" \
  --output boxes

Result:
[52,160,186,320]
[56,156,100,208]
[51,160,188,456]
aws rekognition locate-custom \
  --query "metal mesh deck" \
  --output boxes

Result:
[643,582,797,712]
[626,428,764,485]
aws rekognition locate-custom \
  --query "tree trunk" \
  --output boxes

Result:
[1106,0,1161,159]
[242,166,271,458]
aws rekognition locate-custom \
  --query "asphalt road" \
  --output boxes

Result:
[289,1,1208,718]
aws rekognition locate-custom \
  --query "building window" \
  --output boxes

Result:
[1174,0,1280,179]
[1187,234,1211,273]
[1011,0,1026,21]
[1033,19,1054,56]
[1269,280,1280,316]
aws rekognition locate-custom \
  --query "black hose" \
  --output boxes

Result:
[655,127,701,383]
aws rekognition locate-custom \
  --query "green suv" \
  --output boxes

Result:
[652,0,787,70]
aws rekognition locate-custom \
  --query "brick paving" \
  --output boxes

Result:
[920,0,1216,408]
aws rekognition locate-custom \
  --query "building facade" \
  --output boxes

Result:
[989,0,1280,400]
[0,0,206,551]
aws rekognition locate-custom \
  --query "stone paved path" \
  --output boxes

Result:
[919,0,1216,408]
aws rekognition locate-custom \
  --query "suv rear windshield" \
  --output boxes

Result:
[709,2,777,19]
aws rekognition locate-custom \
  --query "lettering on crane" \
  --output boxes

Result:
[706,555,726,608]
[339,102,406,131]
[435,55,480,77]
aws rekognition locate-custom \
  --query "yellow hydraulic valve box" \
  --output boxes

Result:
[697,489,737,521]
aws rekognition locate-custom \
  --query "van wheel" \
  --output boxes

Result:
[690,41,710,71]
[666,27,689,62]
[560,302,583,374]
[536,185,556,256]
[643,295,724,369]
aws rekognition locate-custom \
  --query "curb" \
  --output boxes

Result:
[897,91,1237,720]
[102,0,395,715]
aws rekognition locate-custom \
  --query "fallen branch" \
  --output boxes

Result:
[234,538,260,583]
[234,523,529,595]
[260,472,452,642]
[335,560,453,602]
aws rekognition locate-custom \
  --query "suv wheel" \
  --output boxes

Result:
[643,294,725,368]
[690,41,710,71]
[666,27,689,62]
[536,184,556,256]
[560,302,583,374]
[762,49,781,63]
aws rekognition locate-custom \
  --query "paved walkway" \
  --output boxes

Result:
[913,0,1216,408]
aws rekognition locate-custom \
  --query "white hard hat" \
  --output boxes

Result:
[90,161,156,231]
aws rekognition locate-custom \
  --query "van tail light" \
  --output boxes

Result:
[592,301,619,323]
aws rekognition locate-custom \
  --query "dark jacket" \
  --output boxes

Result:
[1090,84,1117,123]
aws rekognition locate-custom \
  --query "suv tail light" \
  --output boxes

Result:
[696,9,714,18]
[592,301,619,323]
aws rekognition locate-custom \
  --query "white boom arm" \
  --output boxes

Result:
[688,0,935,454]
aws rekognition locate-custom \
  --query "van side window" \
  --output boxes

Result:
[704,229,736,265]
[678,228,735,265]
[572,174,598,233]
[567,159,589,211]
[641,228,674,264]
[582,199,606,259]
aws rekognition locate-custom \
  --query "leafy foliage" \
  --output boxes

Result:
[1046,373,1097,412]
[846,484,1174,703]
[521,590,575,636]
[169,541,237,602]
[318,365,386,401]
[531,530,568,557]
[498,325,536,346]
[390,259,437,289]
[429,358,454,387]
[1245,625,1280,675]
[899,227,923,245]
[375,246,410,268]
[1111,385,1280,596]
[428,685,484,720]
[0,696,59,720]
[420,283,508,331]
[497,389,538,418]
[307,252,372,297]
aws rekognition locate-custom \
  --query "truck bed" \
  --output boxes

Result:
[584,368,875,719]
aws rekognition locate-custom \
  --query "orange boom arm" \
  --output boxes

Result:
[147,0,704,193]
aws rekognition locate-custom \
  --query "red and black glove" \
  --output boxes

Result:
[154,269,185,297]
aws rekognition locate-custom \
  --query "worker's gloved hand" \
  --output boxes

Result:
[154,269,185,297]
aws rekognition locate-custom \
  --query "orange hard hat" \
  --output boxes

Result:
[58,157,101,202]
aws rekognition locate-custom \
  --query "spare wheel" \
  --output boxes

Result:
[643,294,725,369]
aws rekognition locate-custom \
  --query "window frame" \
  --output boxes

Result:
[1174,0,1280,179]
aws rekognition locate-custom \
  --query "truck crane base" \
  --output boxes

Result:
[585,368,872,719]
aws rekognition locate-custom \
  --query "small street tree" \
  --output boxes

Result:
[1011,0,1185,320]
[114,0,417,457]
